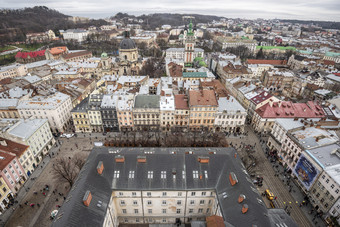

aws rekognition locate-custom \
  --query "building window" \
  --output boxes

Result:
[134,209,138,214]
[178,192,182,196]
[114,170,120,178]
[207,208,210,213]
[200,200,205,205]
[148,171,153,179]
[129,171,135,179]
[198,208,203,213]
[119,192,123,196]
[120,200,125,206]
[202,192,206,196]
[122,209,127,214]
[190,200,195,205]
[191,192,196,196]
[162,218,166,223]
[132,192,137,196]
[147,192,151,197]
[161,171,167,179]
[162,192,167,196]
[162,200,167,205]
[162,209,166,214]
[177,200,182,205]
[147,200,152,205]
[193,171,199,179]
[148,209,152,214]
[189,209,193,213]
[133,200,138,205]
[176,209,181,214]
[136,218,139,223]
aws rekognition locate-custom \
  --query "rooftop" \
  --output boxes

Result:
[17,92,70,110]
[7,119,48,140]
[305,144,340,170]
[52,147,296,227]
[218,96,245,113]
[174,94,189,110]
[134,95,160,109]
[189,90,218,107]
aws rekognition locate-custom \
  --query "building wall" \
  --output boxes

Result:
[72,112,91,132]
[0,157,26,193]
[189,106,217,130]
[117,110,134,131]
[133,108,160,131]
[160,110,175,131]
[0,176,13,214]
[214,111,246,132]
[112,189,216,224]
[0,110,19,119]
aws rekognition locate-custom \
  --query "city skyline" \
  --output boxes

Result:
[1,0,340,21]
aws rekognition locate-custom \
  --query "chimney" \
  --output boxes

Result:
[238,194,246,203]
[97,161,104,175]
[115,155,125,163]
[241,204,249,214]
[137,156,146,163]
[83,190,92,207]
[198,157,210,163]
[229,172,238,186]
[0,140,7,146]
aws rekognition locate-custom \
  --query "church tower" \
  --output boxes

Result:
[184,19,195,66]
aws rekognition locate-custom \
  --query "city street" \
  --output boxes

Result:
[228,126,324,227]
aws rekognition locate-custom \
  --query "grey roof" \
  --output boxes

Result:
[119,38,136,50]
[7,119,48,140]
[71,97,89,113]
[52,147,296,227]
[134,95,160,109]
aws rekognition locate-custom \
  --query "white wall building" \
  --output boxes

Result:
[17,92,73,133]
[63,29,89,43]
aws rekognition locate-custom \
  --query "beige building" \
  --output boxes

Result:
[189,90,218,130]
[117,95,134,131]
[0,99,19,119]
[118,33,141,75]
[0,64,28,80]
[71,98,91,133]
[133,95,160,131]
[174,94,189,130]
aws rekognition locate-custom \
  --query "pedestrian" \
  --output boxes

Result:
[56,198,59,202]
[43,192,46,196]
[19,204,23,208]
[63,197,66,200]
[37,203,40,207]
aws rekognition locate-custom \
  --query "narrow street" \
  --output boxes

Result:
[228,126,322,227]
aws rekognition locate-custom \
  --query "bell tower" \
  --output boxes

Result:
[184,19,195,66]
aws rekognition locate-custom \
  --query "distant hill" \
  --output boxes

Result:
[112,13,225,29]
[280,19,340,30]
[0,6,109,43]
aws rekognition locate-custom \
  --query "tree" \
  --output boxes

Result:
[52,153,86,187]
[256,47,264,59]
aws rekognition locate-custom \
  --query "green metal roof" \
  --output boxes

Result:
[325,52,340,57]
[256,46,296,50]
[183,72,207,78]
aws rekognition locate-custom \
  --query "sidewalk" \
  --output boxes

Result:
[0,141,61,226]
[260,139,326,227]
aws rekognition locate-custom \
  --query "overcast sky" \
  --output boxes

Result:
[1,0,340,21]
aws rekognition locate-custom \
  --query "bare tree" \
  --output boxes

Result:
[52,153,86,187]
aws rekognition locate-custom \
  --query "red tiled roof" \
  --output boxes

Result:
[323,60,335,66]
[255,101,325,118]
[189,90,218,107]
[334,73,340,77]
[251,91,272,105]
[15,50,46,59]
[175,94,189,110]
[206,215,225,227]
[247,59,287,65]
[49,46,67,55]
[62,50,92,60]
[0,150,15,171]
[0,137,28,158]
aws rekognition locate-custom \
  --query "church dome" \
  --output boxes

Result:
[119,38,136,50]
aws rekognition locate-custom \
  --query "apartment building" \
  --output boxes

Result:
[1,119,55,165]
[52,147,297,227]
[260,69,294,92]
[189,90,218,131]
[174,94,189,130]
[101,95,119,132]
[216,37,257,53]
[17,92,72,133]
[88,94,103,133]
[0,64,28,80]
[0,146,26,193]
[133,95,160,131]
[252,100,324,133]
[71,98,91,133]
[214,96,246,133]
[0,99,19,119]
[117,95,134,132]
[160,96,175,131]
[0,176,13,214]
